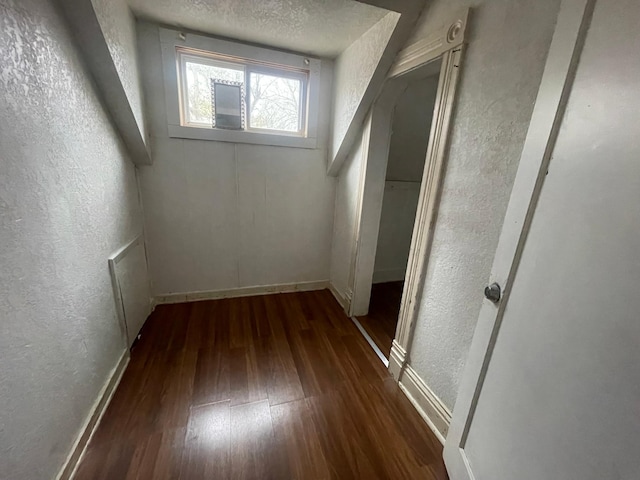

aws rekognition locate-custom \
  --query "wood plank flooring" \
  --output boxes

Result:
[74,289,447,480]
[356,281,404,358]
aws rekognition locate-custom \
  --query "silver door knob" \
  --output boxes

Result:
[484,283,501,303]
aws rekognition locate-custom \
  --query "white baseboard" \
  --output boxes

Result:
[372,268,407,284]
[328,282,350,313]
[388,340,406,381]
[57,350,130,480]
[398,363,452,445]
[154,280,329,305]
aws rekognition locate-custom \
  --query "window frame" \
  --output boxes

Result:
[245,65,308,136]
[160,27,320,149]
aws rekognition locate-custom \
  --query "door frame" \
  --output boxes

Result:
[443,0,596,477]
[345,9,469,374]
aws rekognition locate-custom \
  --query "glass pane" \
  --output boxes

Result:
[185,60,244,124]
[249,72,301,132]
[213,83,243,130]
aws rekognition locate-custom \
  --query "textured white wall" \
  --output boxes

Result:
[128,0,387,58]
[386,77,438,182]
[137,22,336,296]
[372,76,437,282]
[329,134,365,298]
[373,182,420,283]
[330,12,398,169]
[92,0,148,145]
[0,0,144,478]
[407,0,561,410]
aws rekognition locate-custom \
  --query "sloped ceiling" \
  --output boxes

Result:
[328,0,427,175]
[127,0,389,58]
[60,0,424,171]
[58,0,152,165]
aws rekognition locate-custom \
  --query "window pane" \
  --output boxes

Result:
[213,82,243,130]
[249,72,301,132]
[185,60,244,124]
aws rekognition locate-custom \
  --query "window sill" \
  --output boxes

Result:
[167,124,318,149]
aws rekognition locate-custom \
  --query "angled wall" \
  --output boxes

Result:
[58,0,151,164]
[0,0,145,477]
[91,0,148,147]
[329,12,399,173]
[327,0,426,176]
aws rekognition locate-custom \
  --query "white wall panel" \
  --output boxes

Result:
[329,134,365,299]
[373,182,421,283]
[137,22,336,297]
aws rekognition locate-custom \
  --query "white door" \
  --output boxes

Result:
[444,0,640,479]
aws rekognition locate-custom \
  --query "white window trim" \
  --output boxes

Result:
[159,27,320,149]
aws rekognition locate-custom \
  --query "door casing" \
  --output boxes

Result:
[344,10,470,394]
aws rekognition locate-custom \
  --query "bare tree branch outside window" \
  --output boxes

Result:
[183,57,304,133]
[185,62,243,124]
[249,72,301,132]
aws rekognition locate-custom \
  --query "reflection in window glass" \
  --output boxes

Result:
[185,61,243,124]
[212,82,244,130]
[249,72,301,132]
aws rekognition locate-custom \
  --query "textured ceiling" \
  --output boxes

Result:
[128,0,389,58]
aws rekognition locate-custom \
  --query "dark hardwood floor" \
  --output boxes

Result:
[356,281,404,358]
[74,289,447,480]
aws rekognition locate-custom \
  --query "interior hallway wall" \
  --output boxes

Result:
[386,76,439,183]
[407,0,562,410]
[373,76,438,284]
[137,22,336,297]
[373,182,421,284]
[0,0,144,477]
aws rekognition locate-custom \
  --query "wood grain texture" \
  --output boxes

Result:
[74,289,447,479]
[356,281,404,357]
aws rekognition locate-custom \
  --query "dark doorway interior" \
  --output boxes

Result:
[355,69,440,363]
[356,281,404,358]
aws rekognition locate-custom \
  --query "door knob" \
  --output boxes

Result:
[484,283,501,303]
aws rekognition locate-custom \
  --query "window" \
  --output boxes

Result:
[177,48,308,137]
[160,28,320,148]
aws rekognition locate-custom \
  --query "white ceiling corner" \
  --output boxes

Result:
[127,0,390,58]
